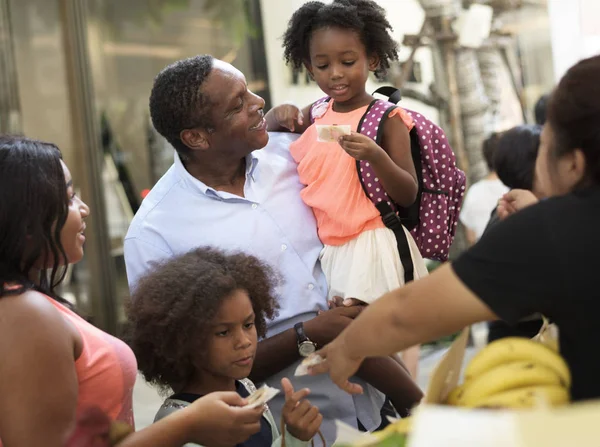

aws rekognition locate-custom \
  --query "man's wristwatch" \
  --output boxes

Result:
[294,322,317,357]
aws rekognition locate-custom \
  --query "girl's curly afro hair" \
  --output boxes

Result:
[282,0,399,81]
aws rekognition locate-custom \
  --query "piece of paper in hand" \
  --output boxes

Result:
[316,125,351,142]
[294,354,325,376]
[245,385,280,409]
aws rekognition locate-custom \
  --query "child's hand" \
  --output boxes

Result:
[338,132,385,162]
[281,378,323,442]
[268,103,304,132]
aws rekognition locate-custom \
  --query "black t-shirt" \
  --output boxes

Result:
[453,187,600,401]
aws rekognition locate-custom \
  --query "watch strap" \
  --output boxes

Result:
[294,322,310,344]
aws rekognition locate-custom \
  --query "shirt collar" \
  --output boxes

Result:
[173,150,259,196]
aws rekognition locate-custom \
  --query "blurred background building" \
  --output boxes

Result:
[0,0,597,334]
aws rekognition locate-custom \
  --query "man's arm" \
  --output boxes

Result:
[250,329,300,382]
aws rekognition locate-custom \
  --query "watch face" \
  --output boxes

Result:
[299,341,316,357]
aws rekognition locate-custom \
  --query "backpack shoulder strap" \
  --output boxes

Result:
[355,98,415,283]
[373,86,402,104]
[309,96,332,123]
[357,99,398,145]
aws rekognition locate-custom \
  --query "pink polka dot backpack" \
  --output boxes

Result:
[309,87,466,282]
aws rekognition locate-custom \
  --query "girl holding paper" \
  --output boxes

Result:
[264,0,428,377]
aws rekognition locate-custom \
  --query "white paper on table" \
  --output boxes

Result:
[408,405,523,447]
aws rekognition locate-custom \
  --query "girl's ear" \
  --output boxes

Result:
[368,55,380,72]
[304,62,315,80]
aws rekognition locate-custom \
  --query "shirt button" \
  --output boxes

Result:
[307,284,314,290]
[281,244,287,251]
[251,203,258,209]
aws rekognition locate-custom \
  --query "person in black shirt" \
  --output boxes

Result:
[483,124,545,342]
[307,54,600,403]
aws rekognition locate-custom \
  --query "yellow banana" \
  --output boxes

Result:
[386,416,412,435]
[458,361,565,407]
[445,384,465,406]
[464,337,571,387]
[471,385,570,409]
[372,416,412,443]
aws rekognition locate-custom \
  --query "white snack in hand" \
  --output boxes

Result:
[294,354,325,376]
[245,385,280,409]
[316,125,351,142]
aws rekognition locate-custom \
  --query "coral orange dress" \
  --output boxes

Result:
[290,100,428,303]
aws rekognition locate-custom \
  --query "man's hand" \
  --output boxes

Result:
[338,132,386,162]
[185,392,264,447]
[265,103,304,132]
[281,378,323,441]
[328,296,366,308]
[304,306,363,347]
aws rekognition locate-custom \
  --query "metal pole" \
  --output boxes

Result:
[59,0,118,334]
[0,0,21,134]
[440,17,469,175]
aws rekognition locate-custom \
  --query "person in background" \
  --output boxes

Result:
[459,133,508,245]
[127,247,323,447]
[0,136,265,447]
[481,125,545,342]
[484,125,542,232]
[534,94,549,125]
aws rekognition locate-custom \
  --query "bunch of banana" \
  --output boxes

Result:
[445,337,571,409]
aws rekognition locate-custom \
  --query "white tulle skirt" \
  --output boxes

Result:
[320,227,429,304]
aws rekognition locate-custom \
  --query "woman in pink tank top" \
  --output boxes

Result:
[0,136,265,446]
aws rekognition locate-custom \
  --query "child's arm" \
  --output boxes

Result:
[324,298,423,416]
[358,356,424,418]
[338,117,418,207]
[265,103,312,134]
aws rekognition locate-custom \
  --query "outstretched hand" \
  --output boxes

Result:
[185,391,264,447]
[308,338,365,396]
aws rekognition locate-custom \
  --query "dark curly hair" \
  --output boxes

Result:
[282,0,399,81]
[493,125,541,191]
[126,247,279,392]
[482,132,501,171]
[534,94,549,125]
[149,55,215,160]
